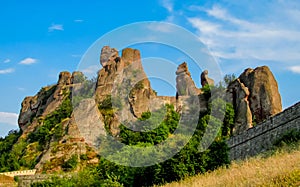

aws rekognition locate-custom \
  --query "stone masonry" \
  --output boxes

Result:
[227,101,300,160]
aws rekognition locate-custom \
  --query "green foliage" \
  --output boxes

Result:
[139,111,151,120]
[38,86,57,106]
[31,168,120,187]
[274,129,300,147]
[222,103,235,137]
[95,103,231,186]
[119,105,178,145]
[62,155,78,171]
[28,96,72,147]
[134,80,144,90]
[223,74,236,87]
[72,76,96,107]
[28,97,234,186]
[0,130,22,172]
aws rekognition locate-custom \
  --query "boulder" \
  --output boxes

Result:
[239,66,282,123]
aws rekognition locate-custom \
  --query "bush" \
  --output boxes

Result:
[274,129,300,147]
[62,155,78,171]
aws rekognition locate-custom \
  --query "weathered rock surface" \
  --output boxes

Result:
[96,46,156,118]
[100,46,119,67]
[176,62,201,96]
[226,65,282,135]
[239,66,282,123]
[18,71,72,131]
[227,79,253,135]
[200,70,214,87]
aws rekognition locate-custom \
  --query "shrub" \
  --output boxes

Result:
[62,155,78,171]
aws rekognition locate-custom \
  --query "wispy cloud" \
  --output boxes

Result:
[71,54,82,58]
[3,59,11,63]
[288,66,300,74]
[74,19,84,23]
[17,87,26,91]
[48,24,64,32]
[19,57,37,65]
[186,4,300,64]
[0,68,14,74]
[82,65,99,75]
[0,112,18,126]
[160,0,174,13]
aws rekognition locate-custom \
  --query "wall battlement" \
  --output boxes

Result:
[227,101,300,160]
[0,169,36,178]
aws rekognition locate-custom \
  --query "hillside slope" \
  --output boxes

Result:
[162,141,300,187]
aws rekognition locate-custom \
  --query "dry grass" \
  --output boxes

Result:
[161,142,300,187]
[0,175,17,187]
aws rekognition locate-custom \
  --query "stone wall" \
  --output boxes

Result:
[0,169,36,178]
[18,174,50,187]
[227,102,300,160]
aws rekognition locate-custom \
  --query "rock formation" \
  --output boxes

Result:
[200,70,214,87]
[227,79,252,135]
[239,66,282,123]
[176,62,201,96]
[16,45,283,173]
[227,66,282,134]
[96,46,156,118]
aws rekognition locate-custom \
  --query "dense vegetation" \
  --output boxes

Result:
[0,95,73,172]
[1,75,241,186]
[32,92,235,186]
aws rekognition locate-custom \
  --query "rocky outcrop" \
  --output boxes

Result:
[96,46,156,118]
[239,66,282,123]
[200,70,214,87]
[227,79,253,135]
[18,72,73,131]
[226,66,282,134]
[176,62,201,96]
[16,45,284,173]
[100,46,119,67]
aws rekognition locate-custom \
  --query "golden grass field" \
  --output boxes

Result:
[0,174,17,187]
[161,142,300,187]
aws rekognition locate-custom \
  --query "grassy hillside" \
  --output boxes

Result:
[0,175,17,187]
[161,141,300,187]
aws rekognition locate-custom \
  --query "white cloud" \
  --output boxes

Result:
[3,59,11,63]
[186,4,300,63]
[19,57,37,65]
[288,66,300,74]
[82,65,99,75]
[48,24,64,32]
[0,112,18,126]
[187,17,220,34]
[160,0,174,13]
[0,68,14,74]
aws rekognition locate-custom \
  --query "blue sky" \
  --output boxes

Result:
[1,0,300,137]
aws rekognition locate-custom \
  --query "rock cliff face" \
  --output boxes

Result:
[18,71,72,132]
[227,66,282,134]
[96,46,157,119]
[239,66,282,123]
[176,62,201,96]
[227,79,252,135]
[200,70,214,87]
